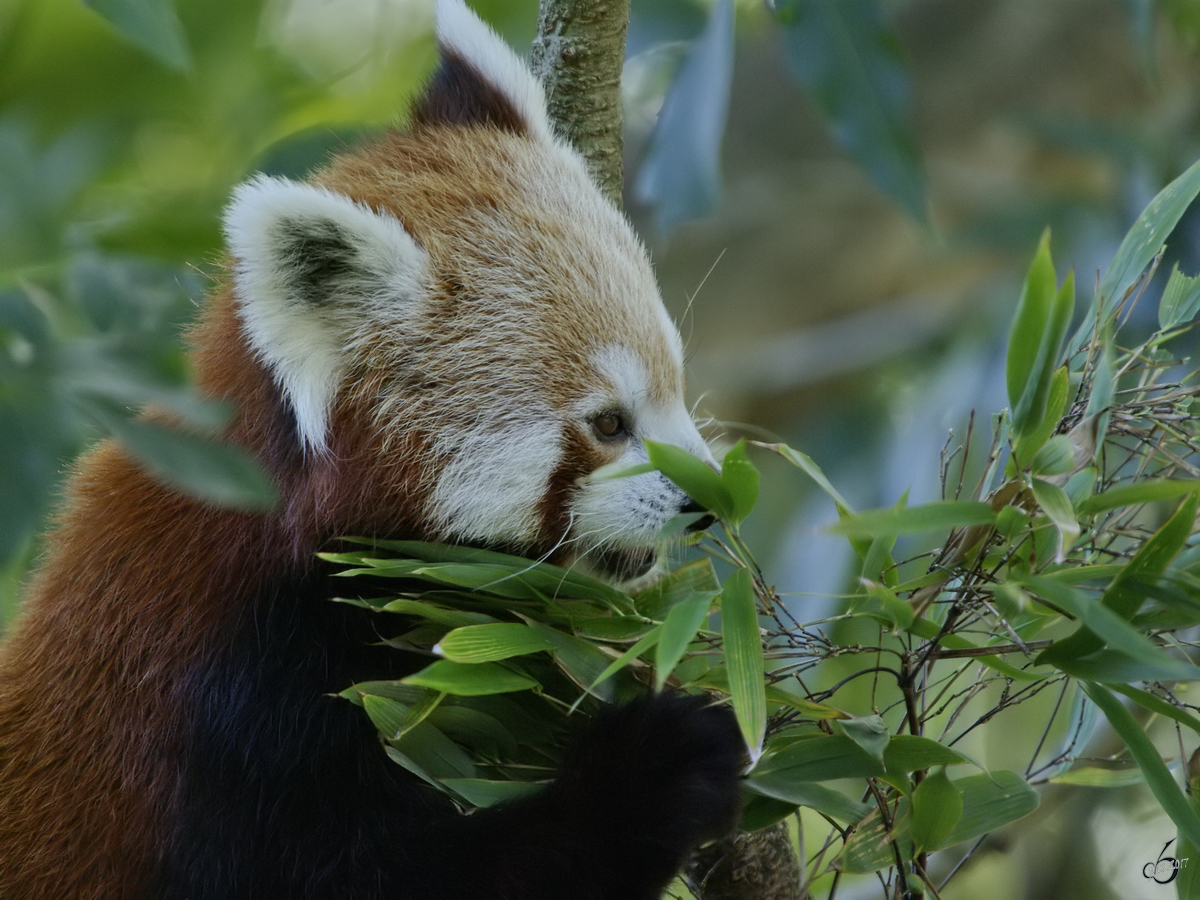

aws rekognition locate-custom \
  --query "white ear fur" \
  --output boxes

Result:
[223,174,427,454]
[435,0,552,140]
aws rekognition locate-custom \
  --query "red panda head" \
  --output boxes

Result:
[215,0,711,583]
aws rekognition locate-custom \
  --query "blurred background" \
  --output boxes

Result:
[3,0,1200,896]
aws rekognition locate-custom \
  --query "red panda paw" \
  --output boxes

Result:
[550,693,745,856]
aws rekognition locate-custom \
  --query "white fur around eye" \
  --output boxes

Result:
[223,174,428,453]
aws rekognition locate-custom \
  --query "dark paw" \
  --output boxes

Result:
[553,693,745,849]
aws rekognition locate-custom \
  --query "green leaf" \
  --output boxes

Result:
[1007,234,1075,438]
[857,580,913,630]
[842,770,1038,873]
[740,795,802,832]
[720,440,760,526]
[84,0,192,71]
[529,622,624,702]
[1020,575,1188,673]
[1049,765,1145,787]
[773,0,927,223]
[942,770,1039,847]
[721,568,767,761]
[391,720,477,780]
[1083,682,1200,852]
[1039,493,1200,664]
[438,778,541,808]
[633,0,734,233]
[884,734,971,773]
[362,694,410,741]
[1110,684,1200,738]
[402,660,539,697]
[1075,478,1200,516]
[434,624,553,664]
[744,775,871,823]
[82,399,278,512]
[910,768,963,854]
[1013,365,1070,467]
[1030,435,1075,477]
[633,557,721,621]
[584,628,662,695]
[374,598,497,628]
[645,440,732,520]
[1030,477,1080,563]
[834,715,889,763]
[1176,752,1200,898]
[655,592,716,691]
[756,734,885,781]
[1082,156,1200,344]
[832,500,995,539]
[1160,262,1200,330]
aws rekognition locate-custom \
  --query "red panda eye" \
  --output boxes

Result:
[592,413,626,439]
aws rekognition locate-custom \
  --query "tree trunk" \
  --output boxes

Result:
[530,0,629,205]
[529,3,802,897]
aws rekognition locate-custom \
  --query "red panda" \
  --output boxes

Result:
[0,2,742,898]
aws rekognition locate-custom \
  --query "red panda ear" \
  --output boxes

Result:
[223,174,428,454]
[412,0,553,141]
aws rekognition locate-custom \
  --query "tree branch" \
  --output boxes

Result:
[530,0,629,205]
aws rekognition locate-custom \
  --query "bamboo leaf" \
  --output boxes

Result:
[438,778,541,808]
[884,735,971,773]
[402,660,539,697]
[756,734,885,781]
[720,440,760,526]
[1039,493,1199,664]
[1075,479,1200,516]
[744,775,871,823]
[85,0,192,71]
[1159,262,1200,330]
[1008,235,1074,438]
[841,770,1039,873]
[1083,682,1200,851]
[1013,365,1070,466]
[772,443,856,512]
[832,500,995,539]
[910,767,963,854]
[1030,477,1080,563]
[434,623,553,664]
[645,440,732,520]
[721,568,767,761]
[655,592,716,691]
[82,399,277,512]
[834,715,889,763]
[633,557,720,621]
[1081,156,1200,345]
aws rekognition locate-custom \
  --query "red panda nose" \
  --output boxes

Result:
[680,498,716,533]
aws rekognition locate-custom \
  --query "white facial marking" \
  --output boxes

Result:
[430,417,562,544]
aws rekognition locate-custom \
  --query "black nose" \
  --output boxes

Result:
[680,498,716,533]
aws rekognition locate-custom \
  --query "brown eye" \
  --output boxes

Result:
[592,412,626,440]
